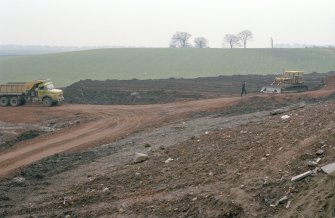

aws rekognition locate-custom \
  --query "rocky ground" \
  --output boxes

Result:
[0,74,334,218]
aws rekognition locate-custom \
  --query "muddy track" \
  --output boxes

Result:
[0,96,243,179]
[0,90,333,179]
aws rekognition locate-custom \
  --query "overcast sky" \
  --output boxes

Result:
[1,0,334,48]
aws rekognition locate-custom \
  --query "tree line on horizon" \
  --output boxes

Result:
[169,30,254,48]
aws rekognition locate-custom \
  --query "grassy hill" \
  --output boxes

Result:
[0,48,334,87]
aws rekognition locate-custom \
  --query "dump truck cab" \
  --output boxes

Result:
[35,80,64,106]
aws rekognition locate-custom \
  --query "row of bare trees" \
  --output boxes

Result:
[169,32,209,48]
[224,30,253,48]
[169,30,253,48]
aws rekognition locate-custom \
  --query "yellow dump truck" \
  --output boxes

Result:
[0,79,64,106]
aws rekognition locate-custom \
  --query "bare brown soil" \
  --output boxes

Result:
[0,97,244,179]
[0,74,335,217]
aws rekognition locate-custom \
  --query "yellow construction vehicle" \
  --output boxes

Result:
[260,71,308,93]
[0,79,64,106]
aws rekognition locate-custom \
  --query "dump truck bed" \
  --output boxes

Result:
[0,84,27,95]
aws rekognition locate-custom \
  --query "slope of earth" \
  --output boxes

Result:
[0,73,332,151]
[0,88,334,217]
[1,48,335,87]
[63,72,332,105]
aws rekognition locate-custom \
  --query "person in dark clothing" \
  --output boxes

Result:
[241,81,247,96]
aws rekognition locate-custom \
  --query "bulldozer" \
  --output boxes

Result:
[260,71,308,93]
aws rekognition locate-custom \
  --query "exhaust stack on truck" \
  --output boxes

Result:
[0,79,64,106]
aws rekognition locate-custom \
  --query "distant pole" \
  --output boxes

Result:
[271,37,274,48]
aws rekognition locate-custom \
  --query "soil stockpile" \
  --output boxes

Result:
[63,73,331,105]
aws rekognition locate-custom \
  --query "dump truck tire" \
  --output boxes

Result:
[42,97,53,106]
[0,96,9,106]
[10,96,20,106]
[20,98,26,105]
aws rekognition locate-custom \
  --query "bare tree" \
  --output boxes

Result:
[224,34,241,48]
[169,32,192,48]
[238,30,253,48]
[194,37,208,48]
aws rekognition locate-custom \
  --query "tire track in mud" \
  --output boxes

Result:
[0,95,306,179]
[0,90,333,179]
[0,106,152,178]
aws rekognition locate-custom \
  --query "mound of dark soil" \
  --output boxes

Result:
[323,71,335,89]
[63,73,330,105]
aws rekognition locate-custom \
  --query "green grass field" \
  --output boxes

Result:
[0,48,334,87]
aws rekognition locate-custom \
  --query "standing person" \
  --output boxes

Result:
[241,81,247,96]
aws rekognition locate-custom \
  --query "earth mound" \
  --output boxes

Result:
[63,73,331,105]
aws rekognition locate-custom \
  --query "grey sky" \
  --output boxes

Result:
[1,0,334,48]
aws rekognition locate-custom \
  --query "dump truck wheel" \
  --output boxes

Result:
[20,98,26,105]
[42,97,52,106]
[10,96,20,106]
[0,96,9,106]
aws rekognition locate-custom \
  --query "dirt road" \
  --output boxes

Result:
[1,87,335,217]
[0,88,334,180]
[0,96,244,179]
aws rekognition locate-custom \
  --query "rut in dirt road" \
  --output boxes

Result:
[0,89,334,180]
[0,97,242,179]
[0,106,152,178]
